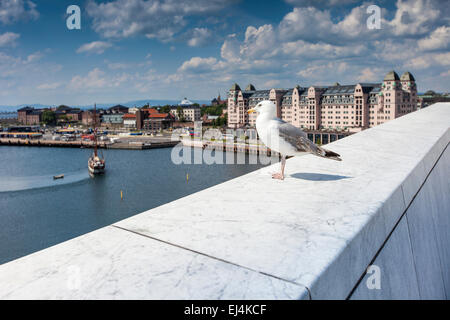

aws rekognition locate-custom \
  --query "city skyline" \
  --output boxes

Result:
[0,0,449,106]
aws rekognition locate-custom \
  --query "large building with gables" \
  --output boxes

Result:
[227,71,418,131]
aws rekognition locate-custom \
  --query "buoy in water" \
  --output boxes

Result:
[121,190,123,200]
[186,173,189,183]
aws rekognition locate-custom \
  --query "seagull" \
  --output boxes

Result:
[248,100,341,180]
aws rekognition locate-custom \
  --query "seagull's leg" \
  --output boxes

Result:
[272,155,286,180]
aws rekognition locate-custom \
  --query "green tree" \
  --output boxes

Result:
[315,137,322,146]
[160,105,171,113]
[424,90,437,96]
[42,110,56,125]
[176,106,185,122]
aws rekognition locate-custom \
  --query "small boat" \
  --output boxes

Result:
[88,103,106,176]
[53,174,64,180]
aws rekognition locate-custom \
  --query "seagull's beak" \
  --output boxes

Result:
[247,108,256,114]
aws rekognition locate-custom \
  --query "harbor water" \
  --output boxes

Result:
[0,146,271,264]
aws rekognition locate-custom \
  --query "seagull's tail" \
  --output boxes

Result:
[319,148,342,161]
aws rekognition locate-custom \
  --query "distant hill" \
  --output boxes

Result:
[0,99,212,112]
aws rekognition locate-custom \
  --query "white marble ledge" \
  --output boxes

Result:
[113,103,450,299]
[0,226,309,299]
[0,103,448,300]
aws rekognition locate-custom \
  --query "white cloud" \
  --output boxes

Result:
[187,28,212,47]
[178,57,221,73]
[418,26,450,51]
[357,68,383,82]
[37,82,62,90]
[284,0,359,6]
[278,7,334,42]
[68,68,130,91]
[281,40,366,59]
[87,0,237,41]
[25,51,43,63]
[76,41,112,55]
[0,32,20,47]
[0,0,39,24]
[388,0,443,36]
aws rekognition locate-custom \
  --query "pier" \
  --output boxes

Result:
[0,138,109,149]
[0,138,179,150]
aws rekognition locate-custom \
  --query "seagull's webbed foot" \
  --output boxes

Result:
[272,172,284,180]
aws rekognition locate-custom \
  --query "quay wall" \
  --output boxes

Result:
[0,103,448,299]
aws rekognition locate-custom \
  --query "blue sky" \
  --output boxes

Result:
[0,0,448,106]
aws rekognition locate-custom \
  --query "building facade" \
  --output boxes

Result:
[227,71,418,131]
[17,107,42,125]
[142,113,174,133]
[123,113,137,128]
[169,98,201,122]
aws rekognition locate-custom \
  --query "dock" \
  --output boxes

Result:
[0,138,178,150]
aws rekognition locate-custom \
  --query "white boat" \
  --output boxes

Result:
[88,104,106,176]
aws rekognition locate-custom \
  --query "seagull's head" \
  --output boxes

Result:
[247,100,277,118]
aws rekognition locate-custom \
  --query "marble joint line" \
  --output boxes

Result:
[346,140,450,300]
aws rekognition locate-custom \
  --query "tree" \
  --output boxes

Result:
[424,90,437,96]
[176,106,185,122]
[315,137,322,146]
[160,105,171,113]
[42,110,56,125]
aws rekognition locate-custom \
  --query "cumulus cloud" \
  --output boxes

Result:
[37,82,62,90]
[187,28,212,47]
[0,0,39,24]
[0,32,20,47]
[178,57,221,73]
[388,0,444,36]
[174,0,449,92]
[68,68,130,91]
[284,0,359,7]
[418,26,450,51]
[87,0,237,41]
[76,41,112,55]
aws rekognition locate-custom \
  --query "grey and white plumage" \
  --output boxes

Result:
[248,100,341,180]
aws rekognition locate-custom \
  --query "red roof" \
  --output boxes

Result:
[142,108,158,114]
[123,113,136,119]
[148,113,169,118]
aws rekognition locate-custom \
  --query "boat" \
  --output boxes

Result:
[88,104,105,176]
[53,174,64,180]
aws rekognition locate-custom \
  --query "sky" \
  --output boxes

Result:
[0,0,449,106]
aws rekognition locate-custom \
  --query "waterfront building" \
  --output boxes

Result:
[169,98,201,122]
[102,113,124,125]
[227,71,418,131]
[17,107,42,125]
[108,105,129,114]
[142,113,174,133]
[128,107,139,114]
[417,92,450,109]
[211,94,227,106]
[55,106,82,123]
[123,113,137,129]
[81,110,101,126]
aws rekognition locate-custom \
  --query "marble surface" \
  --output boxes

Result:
[405,171,447,299]
[350,217,420,300]
[426,148,450,297]
[0,226,309,299]
[0,103,448,299]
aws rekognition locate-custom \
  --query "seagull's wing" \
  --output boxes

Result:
[275,119,342,161]
[275,120,322,155]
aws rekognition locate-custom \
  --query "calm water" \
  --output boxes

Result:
[0,146,269,264]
